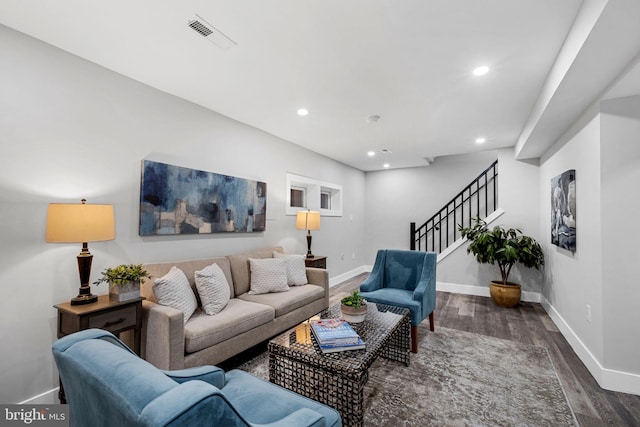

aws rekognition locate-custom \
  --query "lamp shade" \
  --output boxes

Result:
[296,211,320,231]
[46,203,115,243]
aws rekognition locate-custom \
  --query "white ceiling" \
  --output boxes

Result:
[1,1,639,171]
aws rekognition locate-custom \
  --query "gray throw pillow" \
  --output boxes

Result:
[152,266,198,324]
[195,263,231,315]
[273,252,308,286]
[248,257,289,295]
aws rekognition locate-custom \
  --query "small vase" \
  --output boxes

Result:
[341,303,367,323]
[109,281,140,302]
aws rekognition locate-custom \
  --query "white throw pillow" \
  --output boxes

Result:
[195,263,231,315]
[273,252,308,286]
[248,257,289,295]
[152,266,198,324]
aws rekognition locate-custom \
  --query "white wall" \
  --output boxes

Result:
[539,111,604,364]
[600,96,640,376]
[432,148,543,293]
[363,150,498,263]
[539,94,640,393]
[0,25,366,404]
[3,21,639,404]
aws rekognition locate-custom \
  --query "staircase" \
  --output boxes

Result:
[410,159,499,255]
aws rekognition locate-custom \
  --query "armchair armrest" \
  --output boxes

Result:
[412,277,430,303]
[411,254,437,315]
[141,300,185,370]
[256,408,325,427]
[359,270,382,292]
[140,381,247,427]
[162,366,225,389]
[53,329,135,354]
[360,250,386,292]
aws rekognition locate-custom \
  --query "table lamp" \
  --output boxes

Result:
[296,210,320,258]
[46,199,115,305]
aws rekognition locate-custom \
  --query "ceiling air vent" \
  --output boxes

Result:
[188,14,237,49]
[189,20,213,38]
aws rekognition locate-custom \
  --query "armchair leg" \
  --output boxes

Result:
[411,325,418,353]
[429,312,435,332]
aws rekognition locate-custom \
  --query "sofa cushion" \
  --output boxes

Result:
[195,263,231,315]
[238,284,325,317]
[273,252,308,286]
[248,258,289,295]
[227,247,285,296]
[184,299,274,353]
[152,266,198,324]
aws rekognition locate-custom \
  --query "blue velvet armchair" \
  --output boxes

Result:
[52,329,341,427]
[359,249,437,353]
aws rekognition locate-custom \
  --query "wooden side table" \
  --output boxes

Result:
[54,295,144,403]
[305,256,327,269]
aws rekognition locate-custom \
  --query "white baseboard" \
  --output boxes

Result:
[440,281,639,394]
[18,388,58,405]
[436,281,541,303]
[329,265,371,287]
[541,296,640,395]
[436,281,490,297]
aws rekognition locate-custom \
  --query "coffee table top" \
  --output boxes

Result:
[268,302,409,374]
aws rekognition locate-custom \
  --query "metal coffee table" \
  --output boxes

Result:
[268,303,410,427]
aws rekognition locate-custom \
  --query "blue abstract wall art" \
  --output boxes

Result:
[551,169,576,252]
[139,160,266,235]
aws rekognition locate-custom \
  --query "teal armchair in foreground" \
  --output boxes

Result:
[359,249,437,353]
[52,329,341,427]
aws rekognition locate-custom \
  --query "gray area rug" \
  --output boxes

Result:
[238,327,577,426]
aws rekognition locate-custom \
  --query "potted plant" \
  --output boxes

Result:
[94,264,151,302]
[340,290,367,323]
[459,218,544,307]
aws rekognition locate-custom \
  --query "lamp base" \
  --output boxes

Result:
[72,246,98,305]
[70,286,98,305]
[306,232,314,258]
[70,293,98,305]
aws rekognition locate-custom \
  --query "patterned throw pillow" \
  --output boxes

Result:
[152,266,198,324]
[273,252,308,286]
[248,257,289,295]
[195,263,231,315]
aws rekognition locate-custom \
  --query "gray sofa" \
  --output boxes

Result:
[140,246,329,370]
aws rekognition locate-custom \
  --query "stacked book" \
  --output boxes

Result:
[309,318,366,353]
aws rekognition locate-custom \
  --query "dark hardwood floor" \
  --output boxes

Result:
[332,273,640,427]
[224,273,640,426]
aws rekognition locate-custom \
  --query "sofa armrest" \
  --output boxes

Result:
[306,267,330,308]
[306,267,328,288]
[141,300,185,370]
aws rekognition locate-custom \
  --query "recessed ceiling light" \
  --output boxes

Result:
[297,108,309,116]
[473,66,489,76]
[383,163,390,169]
[367,151,376,157]
[476,137,486,144]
